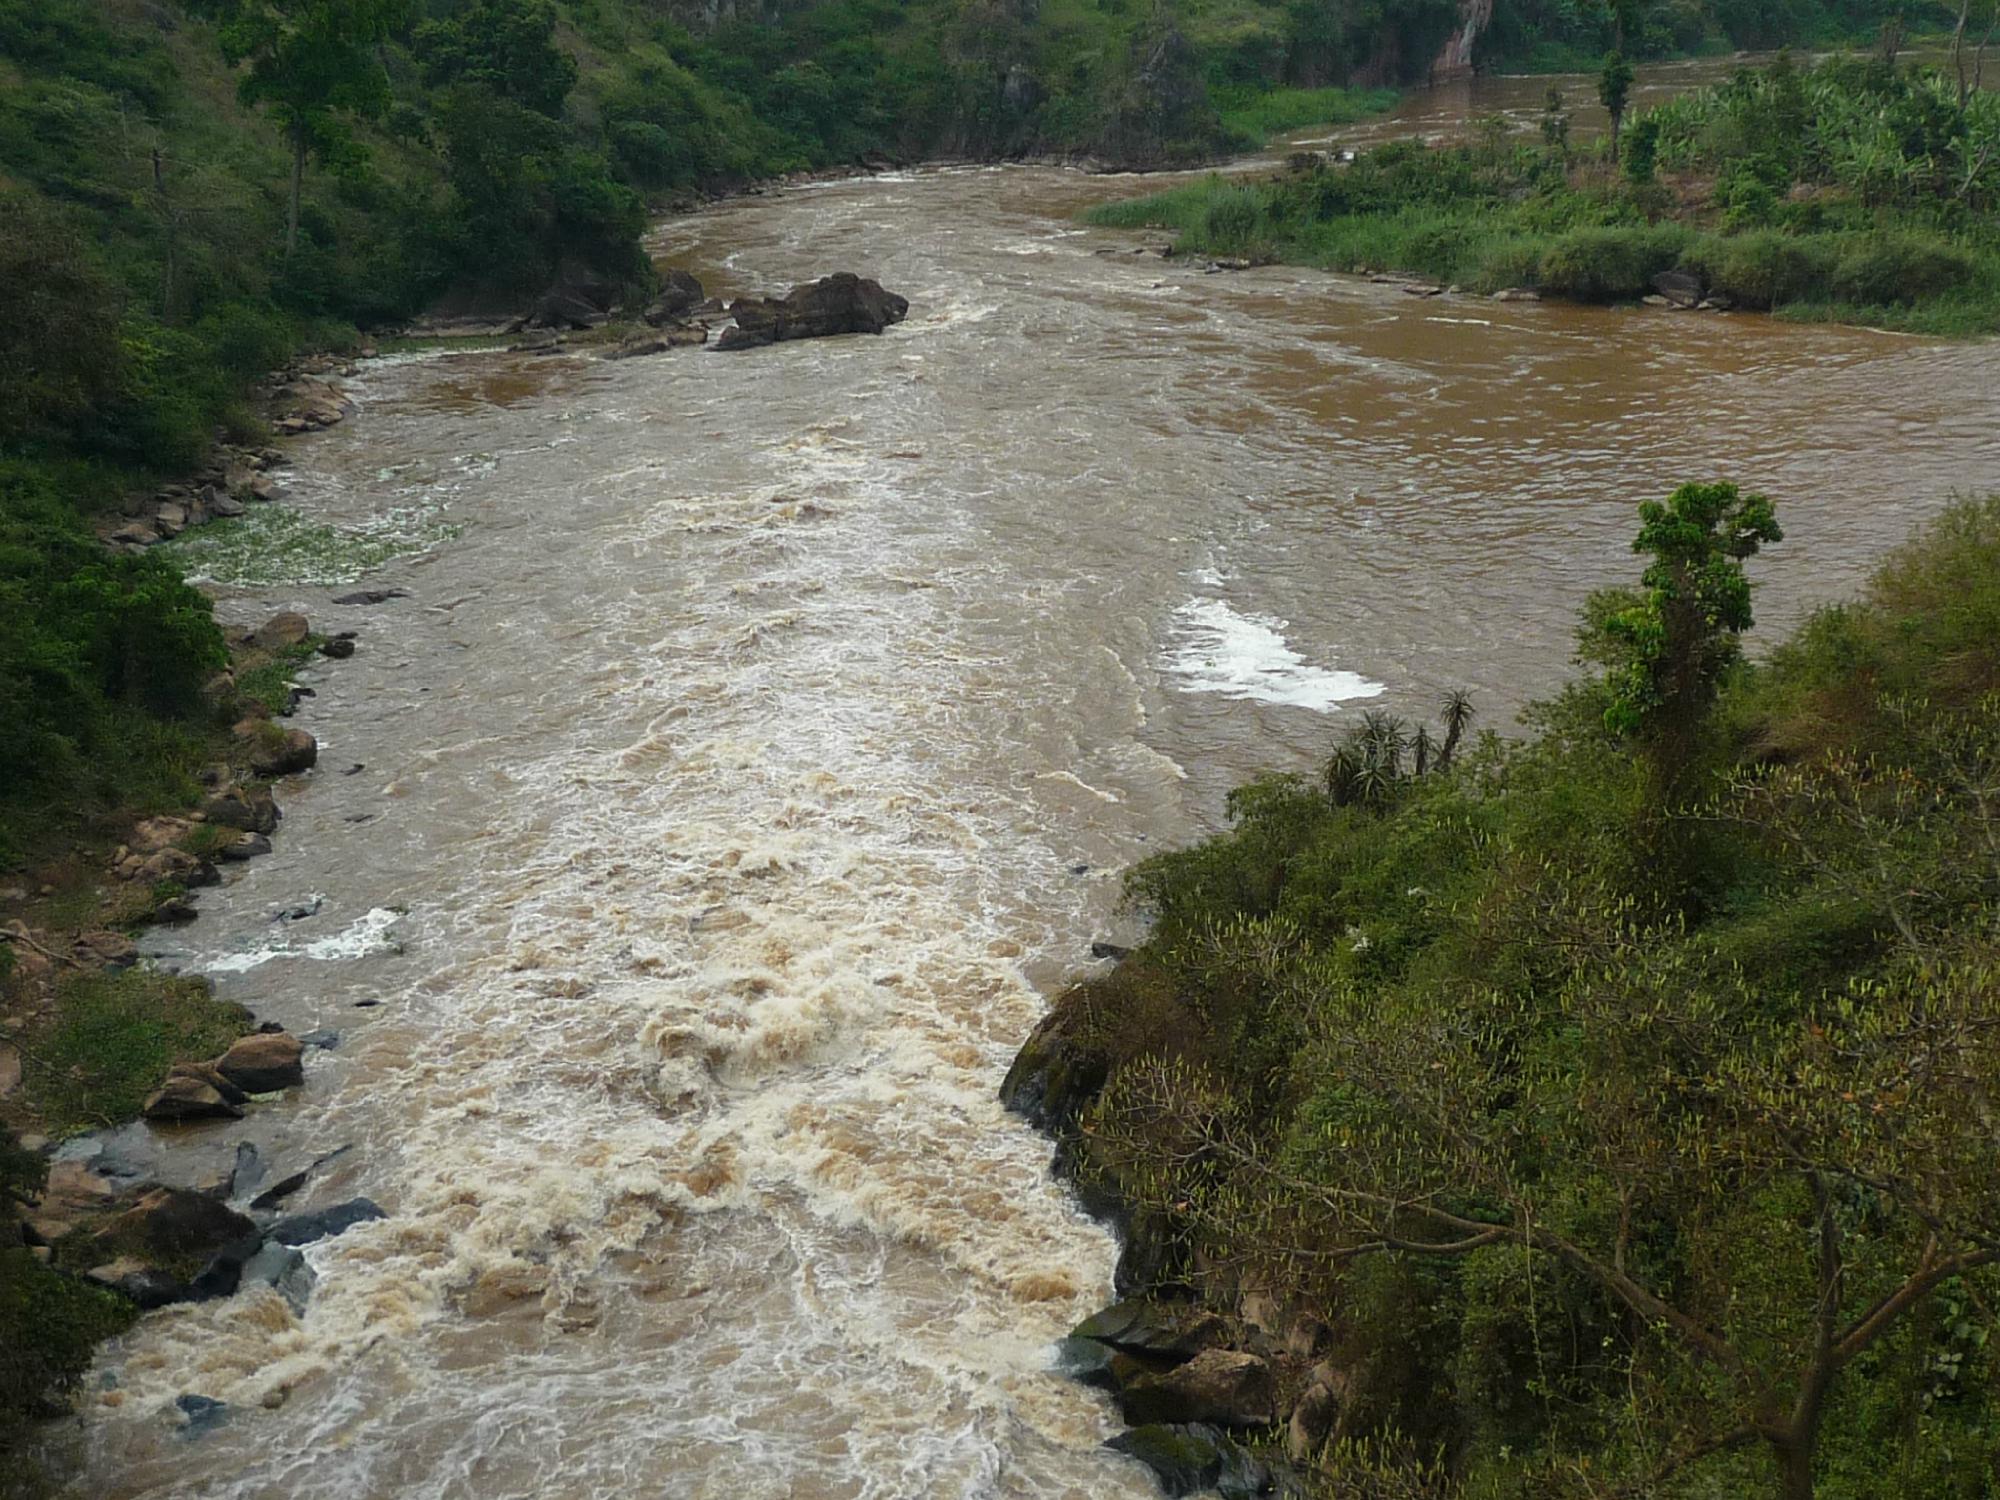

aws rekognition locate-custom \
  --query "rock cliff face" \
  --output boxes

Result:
[1430,0,1494,82]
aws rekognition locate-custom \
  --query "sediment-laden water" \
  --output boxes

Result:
[61,63,2000,1500]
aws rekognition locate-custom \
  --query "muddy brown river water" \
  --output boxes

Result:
[55,58,2000,1500]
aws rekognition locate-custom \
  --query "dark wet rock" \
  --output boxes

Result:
[86,1259,187,1308]
[1118,1348,1276,1428]
[215,1031,305,1094]
[240,1240,316,1312]
[1054,1334,1121,1389]
[1072,1300,1225,1361]
[1090,941,1133,961]
[187,1228,269,1300]
[352,997,383,1008]
[209,492,246,519]
[274,897,323,923]
[319,637,356,659]
[175,1394,229,1439]
[249,1144,353,1212]
[154,895,199,924]
[332,588,409,606]
[299,1029,341,1051]
[1653,269,1704,309]
[714,273,909,352]
[1000,1004,1109,1136]
[219,832,273,861]
[1107,1423,1274,1498]
[78,1188,258,1299]
[643,269,706,325]
[230,1142,266,1201]
[268,1196,385,1246]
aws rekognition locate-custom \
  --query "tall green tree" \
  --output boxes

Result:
[1599,48,1636,163]
[218,0,411,255]
[1581,480,1781,792]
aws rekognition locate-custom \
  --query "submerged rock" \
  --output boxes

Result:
[267,1196,385,1246]
[175,1394,229,1439]
[240,1240,316,1313]
[714,273,909,352]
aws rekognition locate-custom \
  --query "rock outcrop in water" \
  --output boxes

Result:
[714,273,910,351]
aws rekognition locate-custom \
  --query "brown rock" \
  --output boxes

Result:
[133,847,201,885]
[250,728,318,778]
[251,612,311,651]
[72,930,137,969]
[143,1073,244,1121]
[1286,1375,1343,1462]
[203,785,279,834]
[1118,1348,1277,1428]
[213,1031,305,1094]
[0,1042,18,1098]
[109,522,159,547]
[130,816,196,854]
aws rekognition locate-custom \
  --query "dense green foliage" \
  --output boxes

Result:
[1088,51,2000,334]
[1071,494,2000,1498]
[0,1134,136,1440]
[1481,0,1959,71]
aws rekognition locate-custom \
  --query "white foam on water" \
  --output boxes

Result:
[1162,597,1385,710]
[199,908,404,975]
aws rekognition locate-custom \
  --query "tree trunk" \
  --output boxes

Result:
[287,124,305,257]
[1775,1437,1815,1500]
[1609,109,1623,165]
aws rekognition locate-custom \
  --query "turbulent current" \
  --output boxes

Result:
[63,67,2000,1500]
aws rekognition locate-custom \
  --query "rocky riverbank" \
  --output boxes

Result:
[1,365,396,1441]
[1002,964,1341,1499]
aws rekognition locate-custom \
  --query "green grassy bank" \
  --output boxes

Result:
[1087,51,2000,336]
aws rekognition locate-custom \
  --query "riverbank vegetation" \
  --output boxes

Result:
[1023,489,2000,1498]
[1089,48,2000,334]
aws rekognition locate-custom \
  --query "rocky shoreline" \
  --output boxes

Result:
[1003,982,1334,1499]
[1,363,400,1438]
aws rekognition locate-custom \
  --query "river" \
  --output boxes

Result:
[58,59,2000,1500]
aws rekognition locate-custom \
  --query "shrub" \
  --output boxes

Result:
[1681,230,1835,309]
[1828,233,1978,306]
[1536,224,1687,301]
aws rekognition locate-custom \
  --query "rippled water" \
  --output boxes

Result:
[61,67,2000,1500]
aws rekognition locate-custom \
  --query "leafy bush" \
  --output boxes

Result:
[1536,224,1687,300]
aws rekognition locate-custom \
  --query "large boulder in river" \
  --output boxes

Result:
[714,274,910,352]
[643,268,706,325]
[144,1072,245,1122]
[75,1188,259,1301]
[214,1031,305,1094]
